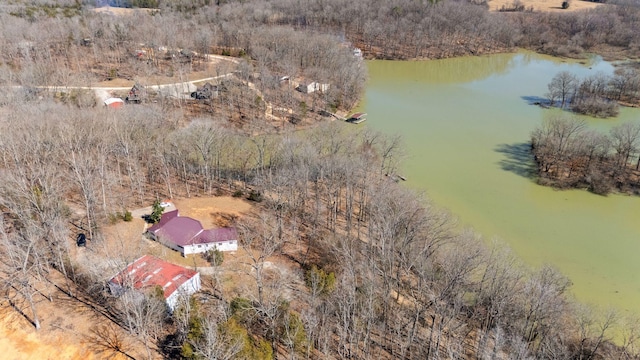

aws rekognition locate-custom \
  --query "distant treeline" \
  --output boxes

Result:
[532,115,640,194]
[169,0,640,60]
[137,0,640,60]
[6,0,640,62]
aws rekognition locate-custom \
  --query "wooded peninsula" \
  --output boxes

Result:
[1,0,640,359]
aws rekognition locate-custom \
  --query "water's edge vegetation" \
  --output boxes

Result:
[532,116,640,195]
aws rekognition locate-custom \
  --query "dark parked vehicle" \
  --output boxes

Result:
[76,233,86,247]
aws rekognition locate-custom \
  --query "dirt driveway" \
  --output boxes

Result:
[130,202,176,220]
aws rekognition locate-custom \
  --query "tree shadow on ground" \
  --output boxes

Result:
[495,142,537,179]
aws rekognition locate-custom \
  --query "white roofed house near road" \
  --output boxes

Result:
[104,97,124,109]
[108,255,201,312]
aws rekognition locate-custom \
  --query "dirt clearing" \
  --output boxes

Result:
[97,196,254,268]
[173,196,254,229]
[0,316,92,360]
[0,272,151,360]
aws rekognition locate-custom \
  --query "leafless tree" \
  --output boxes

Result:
[610,122,640,173]
[531,115,586,176]
[573,305,617,360]
[518,265,572,357]
[116,288,168,359]
[185,312,245,360]
[547,71,578,108]
[239,212,286,306]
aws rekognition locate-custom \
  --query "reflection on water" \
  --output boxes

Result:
[363,51,640,315]
[368,53,516,85]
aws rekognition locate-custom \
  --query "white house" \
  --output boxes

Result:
[146,210,238,256]
[108,255,201,312]
[297,81,330,94]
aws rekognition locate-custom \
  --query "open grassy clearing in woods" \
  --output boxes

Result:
[90,6,158,16]
[94,58,233,89]
[488,0,603,12]
[99,195,255,267]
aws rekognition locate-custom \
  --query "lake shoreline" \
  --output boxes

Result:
[362,52,640,317]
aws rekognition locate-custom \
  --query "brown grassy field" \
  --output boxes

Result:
[90,6,158,16]
[488,0,603,12]
[0,313,92,360]
[0,272,152,360]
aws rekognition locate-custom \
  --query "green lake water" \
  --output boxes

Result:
[360,52,640,315]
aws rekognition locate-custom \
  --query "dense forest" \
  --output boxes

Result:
[4,102,639,359]
[1,0,640,359]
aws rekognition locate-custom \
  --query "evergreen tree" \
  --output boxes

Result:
[149,199,164,224]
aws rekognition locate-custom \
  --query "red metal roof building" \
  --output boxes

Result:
[108,255,201,311]
[346,113,367,124]
[104,97,124,109]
